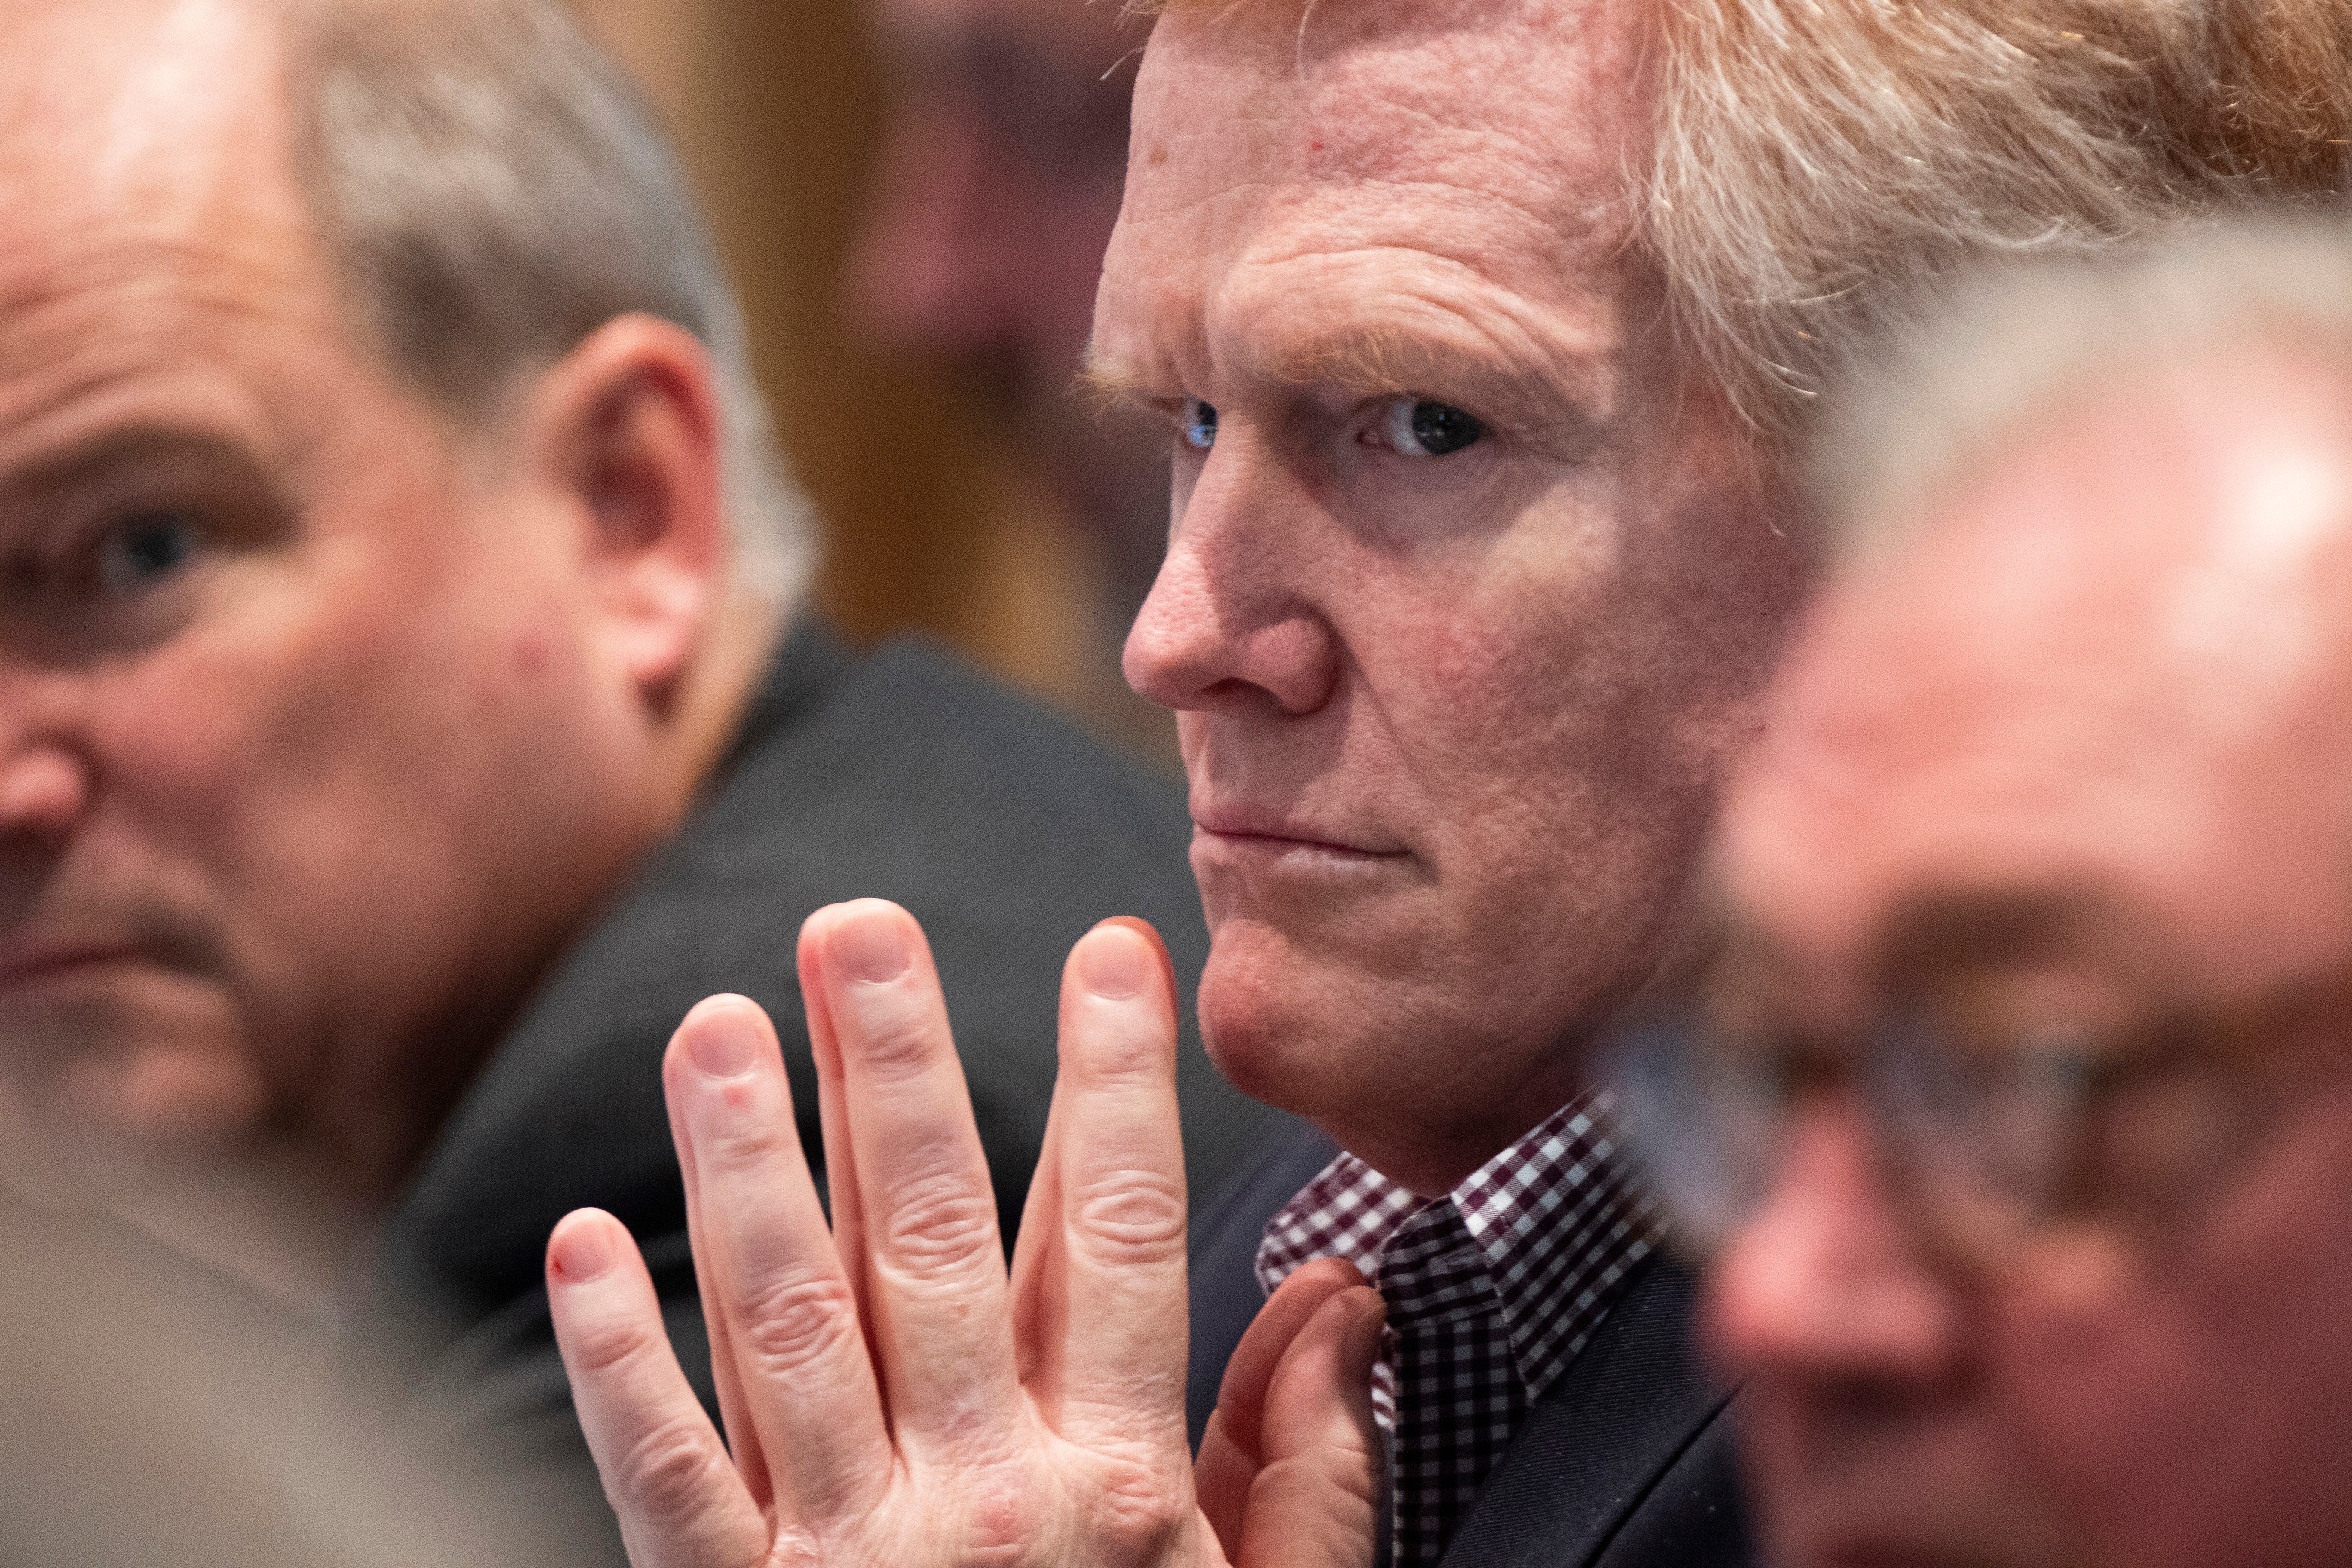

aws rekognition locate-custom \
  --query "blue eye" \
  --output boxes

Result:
[1180,397,1219,452]
[1379,397,1485,457]
[95,511,205,594]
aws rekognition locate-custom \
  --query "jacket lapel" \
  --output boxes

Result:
[1433,1253,1748,1568]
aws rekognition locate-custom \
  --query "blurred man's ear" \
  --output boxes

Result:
[519,313,729,715]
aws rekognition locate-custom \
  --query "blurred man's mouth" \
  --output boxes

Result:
[0,942,147,993]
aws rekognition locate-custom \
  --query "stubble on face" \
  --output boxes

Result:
[1098,0,1807,1191]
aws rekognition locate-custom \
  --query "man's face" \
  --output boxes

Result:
[1095,0,1807,1190]
[0,0,665,1203]
[1709,346,2352,1568]
[849,0,1168,605]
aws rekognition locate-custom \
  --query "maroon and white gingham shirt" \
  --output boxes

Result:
[1256,1092,1664,1568]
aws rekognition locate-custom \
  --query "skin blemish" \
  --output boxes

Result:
[512,628,551,678]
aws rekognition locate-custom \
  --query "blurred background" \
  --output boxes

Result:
[568,0,1176,766]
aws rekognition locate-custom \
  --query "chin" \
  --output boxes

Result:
[1194,918,1428,1139]
[1195,928,1329,1110]
[1,1014,270,1181]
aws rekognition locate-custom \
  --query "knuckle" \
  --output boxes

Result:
[1084,1456,1189,1561]
[1070,1024,1171,1093]
[735,1269,862,1378]
[1069,1170,1187,1265]
[697,1112,797,1178]
[608,1417,731,1527]
[958,1463,1044,1568]
[876,1170,1001,1272]
[566,1306,662,1380]
[841,1003,940,1084]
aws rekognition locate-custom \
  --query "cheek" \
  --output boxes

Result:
[89,529,603,988]
[1995,1265,2212,1547]
[1994,1164,2352,1568]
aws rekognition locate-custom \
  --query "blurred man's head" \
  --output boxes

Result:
[1093,0,2349,1195]
[848,0,1164,610]
[0,0,811,1210]
[1675,232,2352,1568]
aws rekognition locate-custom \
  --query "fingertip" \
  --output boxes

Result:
[1099,916,1176,1003]
[826,897,918,984]
[1072,919,1157,1001]
[1289,1256,1367,1292]
[1340,1286,1388,1369]
[667,993,776,1082]
[548,1207,622,1285]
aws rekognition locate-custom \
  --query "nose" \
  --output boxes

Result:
[1708,1097,1969,1392]
[0,744,88,842]
[1122,443,1341,718]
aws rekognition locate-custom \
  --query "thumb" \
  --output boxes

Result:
[1196,1259,1367,1553]
[1235,1285,1386,1568]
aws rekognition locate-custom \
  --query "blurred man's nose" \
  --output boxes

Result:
[1123,441,1340,718]
[0,661,94,843]
[0,742,88,842]
[1708,1099,1969,1393]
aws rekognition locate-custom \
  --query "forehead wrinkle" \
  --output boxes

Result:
[0,234,341,404]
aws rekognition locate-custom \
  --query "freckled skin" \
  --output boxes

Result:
[1711,344,2352,1568]
[0,0,702,1207]
[1099,0,1810,1194]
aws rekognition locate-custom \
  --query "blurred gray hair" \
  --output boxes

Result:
[283,0,815,607]
[1816,220,2352,559]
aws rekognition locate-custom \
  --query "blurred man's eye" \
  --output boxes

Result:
[1179,397,1218,452]
[94,510,207,594]
[1377,396,1485,457]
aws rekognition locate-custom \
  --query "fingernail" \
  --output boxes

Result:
[1347,1291,1389,1363]
[550,1213,616,1283]
[1075,922,1151,1000]
[687,1001,763,1079]
[831,902,913,984]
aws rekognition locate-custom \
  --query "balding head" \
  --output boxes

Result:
[1735,235,2352,998]
[1698,230,2352,1568]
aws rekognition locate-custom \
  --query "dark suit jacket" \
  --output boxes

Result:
[364,621,1296,1562]
[1188,1128,1753,1568]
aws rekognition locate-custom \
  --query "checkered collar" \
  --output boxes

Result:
[1254,1089,1663,1404]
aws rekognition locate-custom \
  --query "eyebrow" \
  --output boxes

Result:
[0,423,289,560]
[1867,885,2151,990]
[1075,346,1158,411]
[0,424,268,498]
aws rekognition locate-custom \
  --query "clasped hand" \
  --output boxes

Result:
[545,900,1384,1568]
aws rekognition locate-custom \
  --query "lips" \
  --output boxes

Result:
[1188,805,1408,860]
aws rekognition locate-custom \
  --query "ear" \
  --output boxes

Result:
[516,313,729,714]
